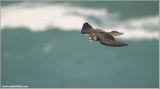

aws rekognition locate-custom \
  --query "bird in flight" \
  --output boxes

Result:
[81,22,128,47]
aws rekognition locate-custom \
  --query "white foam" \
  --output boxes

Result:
[103,16,159,40]
[1,2,159,40]
[1,3,106,31]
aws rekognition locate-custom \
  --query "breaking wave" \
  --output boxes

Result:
[1,2,159,40]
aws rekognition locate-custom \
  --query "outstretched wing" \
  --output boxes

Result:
[81,22,93,34]
[95,32,128,47]
[81,22,105,34]
[105,41,128,47]
[109,31,124,36]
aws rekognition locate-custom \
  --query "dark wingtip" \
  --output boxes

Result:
[84,22,88,24]
[83,22,89,25]
[81,22,93,34]
[121,42,128,46]
[122,43,129,47]
[111,41,129,47]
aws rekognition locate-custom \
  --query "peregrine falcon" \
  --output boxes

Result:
[81,22,128,47]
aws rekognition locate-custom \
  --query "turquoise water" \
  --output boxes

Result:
[1,28,159,88]
[1,1,159,88]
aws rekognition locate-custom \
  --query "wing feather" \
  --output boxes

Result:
[81,22,105,34]
[109,31,124,36]
[81,22,93,34]
[96,32,128,47]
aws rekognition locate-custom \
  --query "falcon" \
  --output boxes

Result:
[81,22,128,47]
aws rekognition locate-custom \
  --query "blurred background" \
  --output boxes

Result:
[1,1,159,88]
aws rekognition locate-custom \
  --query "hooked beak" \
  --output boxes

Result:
[89,37,92,41]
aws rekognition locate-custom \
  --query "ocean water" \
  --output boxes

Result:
[1,1,159,88]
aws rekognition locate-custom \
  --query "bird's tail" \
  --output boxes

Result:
[81,22,93,34]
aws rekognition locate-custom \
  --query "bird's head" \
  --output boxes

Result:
[89,33,98,41]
